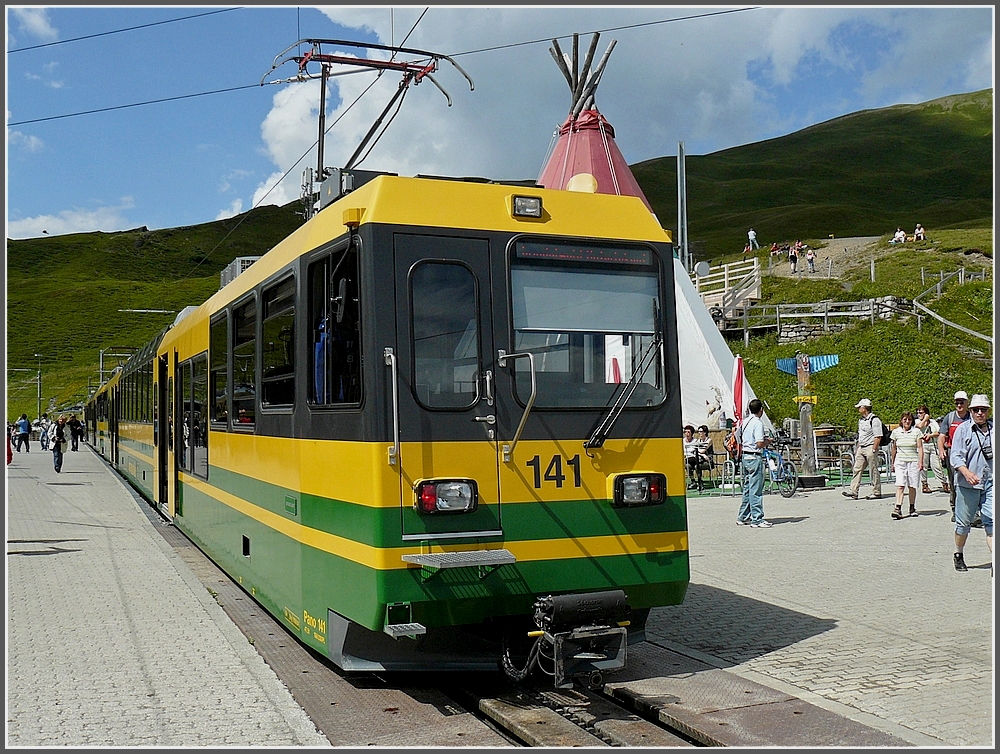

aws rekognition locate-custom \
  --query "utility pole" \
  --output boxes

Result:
[33,353,43,421]
[676,141,689,272]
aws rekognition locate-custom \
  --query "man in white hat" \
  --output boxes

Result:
[939,390,972,518]
[842,398,885,499]
[948,394,993,573]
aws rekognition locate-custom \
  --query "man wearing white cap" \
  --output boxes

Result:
[842,398,884,499]
[948,394,993,573]
[939,391,972,519]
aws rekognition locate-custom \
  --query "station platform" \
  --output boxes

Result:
[644,480,994,747]
[7,446,993,747]
[6,446,329,747]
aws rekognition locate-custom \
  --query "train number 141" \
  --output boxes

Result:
[525,454,582,489]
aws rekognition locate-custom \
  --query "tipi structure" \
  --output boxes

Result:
[537,33,768,431]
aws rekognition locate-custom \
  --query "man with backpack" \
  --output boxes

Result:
[939,391,972,521]
[842,398,887,500]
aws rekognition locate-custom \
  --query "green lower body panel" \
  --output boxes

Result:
[174,476,689,665]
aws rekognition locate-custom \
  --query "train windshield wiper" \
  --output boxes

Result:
[584,300,662,450]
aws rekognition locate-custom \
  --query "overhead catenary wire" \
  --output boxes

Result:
[7,7,242,53]
[9,7,755,127]
[174,9,429,284]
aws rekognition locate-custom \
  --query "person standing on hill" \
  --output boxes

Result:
[948,394,993,573]
[843,398,884,500]
[940,391,972,520]
[748,228,759,250]
[788,244,798,273]
[805,248,816,273]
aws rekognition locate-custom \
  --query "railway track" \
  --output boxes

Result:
[450,680,699,747]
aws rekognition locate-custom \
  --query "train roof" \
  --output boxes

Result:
[200,173,672,316]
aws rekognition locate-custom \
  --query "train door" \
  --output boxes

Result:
[391,234,502,540]
[110,385,119,466]
[155,354,169,512]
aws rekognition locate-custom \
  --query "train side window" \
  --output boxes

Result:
[261,276,295,407]
[308,246,362,406]
[409,261,480,409]
[210,313,229,426]
[192,354,209,479]
[232,298,257,426]
[178,360,191,471]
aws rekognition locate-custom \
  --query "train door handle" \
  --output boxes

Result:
[474,415,496,425]
[484,370,494,406]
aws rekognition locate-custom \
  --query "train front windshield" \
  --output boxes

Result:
[510,240,665,409]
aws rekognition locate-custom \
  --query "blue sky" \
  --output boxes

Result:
[5,5,994,239]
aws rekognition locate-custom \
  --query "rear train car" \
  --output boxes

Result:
[88,174,689,687]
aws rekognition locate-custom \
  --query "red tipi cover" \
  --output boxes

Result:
[537,109,653,212]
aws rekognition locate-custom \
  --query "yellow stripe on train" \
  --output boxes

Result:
[206,433,688,506]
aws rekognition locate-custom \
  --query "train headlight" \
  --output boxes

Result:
[415,480,478,514]
[511,195,543,219]
[613,474,666,508]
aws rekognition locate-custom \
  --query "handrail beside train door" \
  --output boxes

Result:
[496,350,537,463]
[383,347,400,466]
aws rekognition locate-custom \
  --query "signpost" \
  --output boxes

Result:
[776,352,839,488]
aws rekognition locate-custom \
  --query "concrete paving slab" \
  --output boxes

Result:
[6,448,329,747]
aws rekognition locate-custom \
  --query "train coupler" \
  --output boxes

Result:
[502,589,631,688]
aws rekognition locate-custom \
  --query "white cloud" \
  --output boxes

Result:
[10,8,58,42]
[216,199,244,220]
[241,5,992,201]
[7,198,135,240]
[9,130,43,152]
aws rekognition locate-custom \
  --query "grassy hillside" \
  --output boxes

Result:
[634,89,993,259]
[738,318,993,428]
[6,203,305,417]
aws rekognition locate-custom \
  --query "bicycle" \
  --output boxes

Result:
[762,441,799,498]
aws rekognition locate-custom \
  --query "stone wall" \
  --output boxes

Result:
[778,296,910,343]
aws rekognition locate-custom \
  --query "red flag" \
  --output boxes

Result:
[731,354,746,427]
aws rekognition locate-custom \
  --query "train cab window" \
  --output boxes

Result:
[210,313,229,426]
[192,354,209,479]
[232,298,257,426]
[510,242,665,409]
[410,261,480,409]
[261,276,295,407]
[308,245,362,406]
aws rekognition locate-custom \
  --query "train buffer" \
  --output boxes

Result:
[401,548,516,582]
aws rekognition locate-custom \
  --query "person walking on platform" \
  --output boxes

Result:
[843,398,884,500]
[737,399,773,528]
[50,415,68,473]
[940,391,971,520]
[67,414,82,451]
[949,394,993,573]
[890,411,924,519]
[38,413,51,451]
[14,414,31,453]
[916,405,945,493]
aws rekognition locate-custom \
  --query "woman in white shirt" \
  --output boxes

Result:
[890,411,924,519]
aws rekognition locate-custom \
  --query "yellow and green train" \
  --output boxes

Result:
[87,172,689,687]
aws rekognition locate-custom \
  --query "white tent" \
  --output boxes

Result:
[673,258,772,432]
